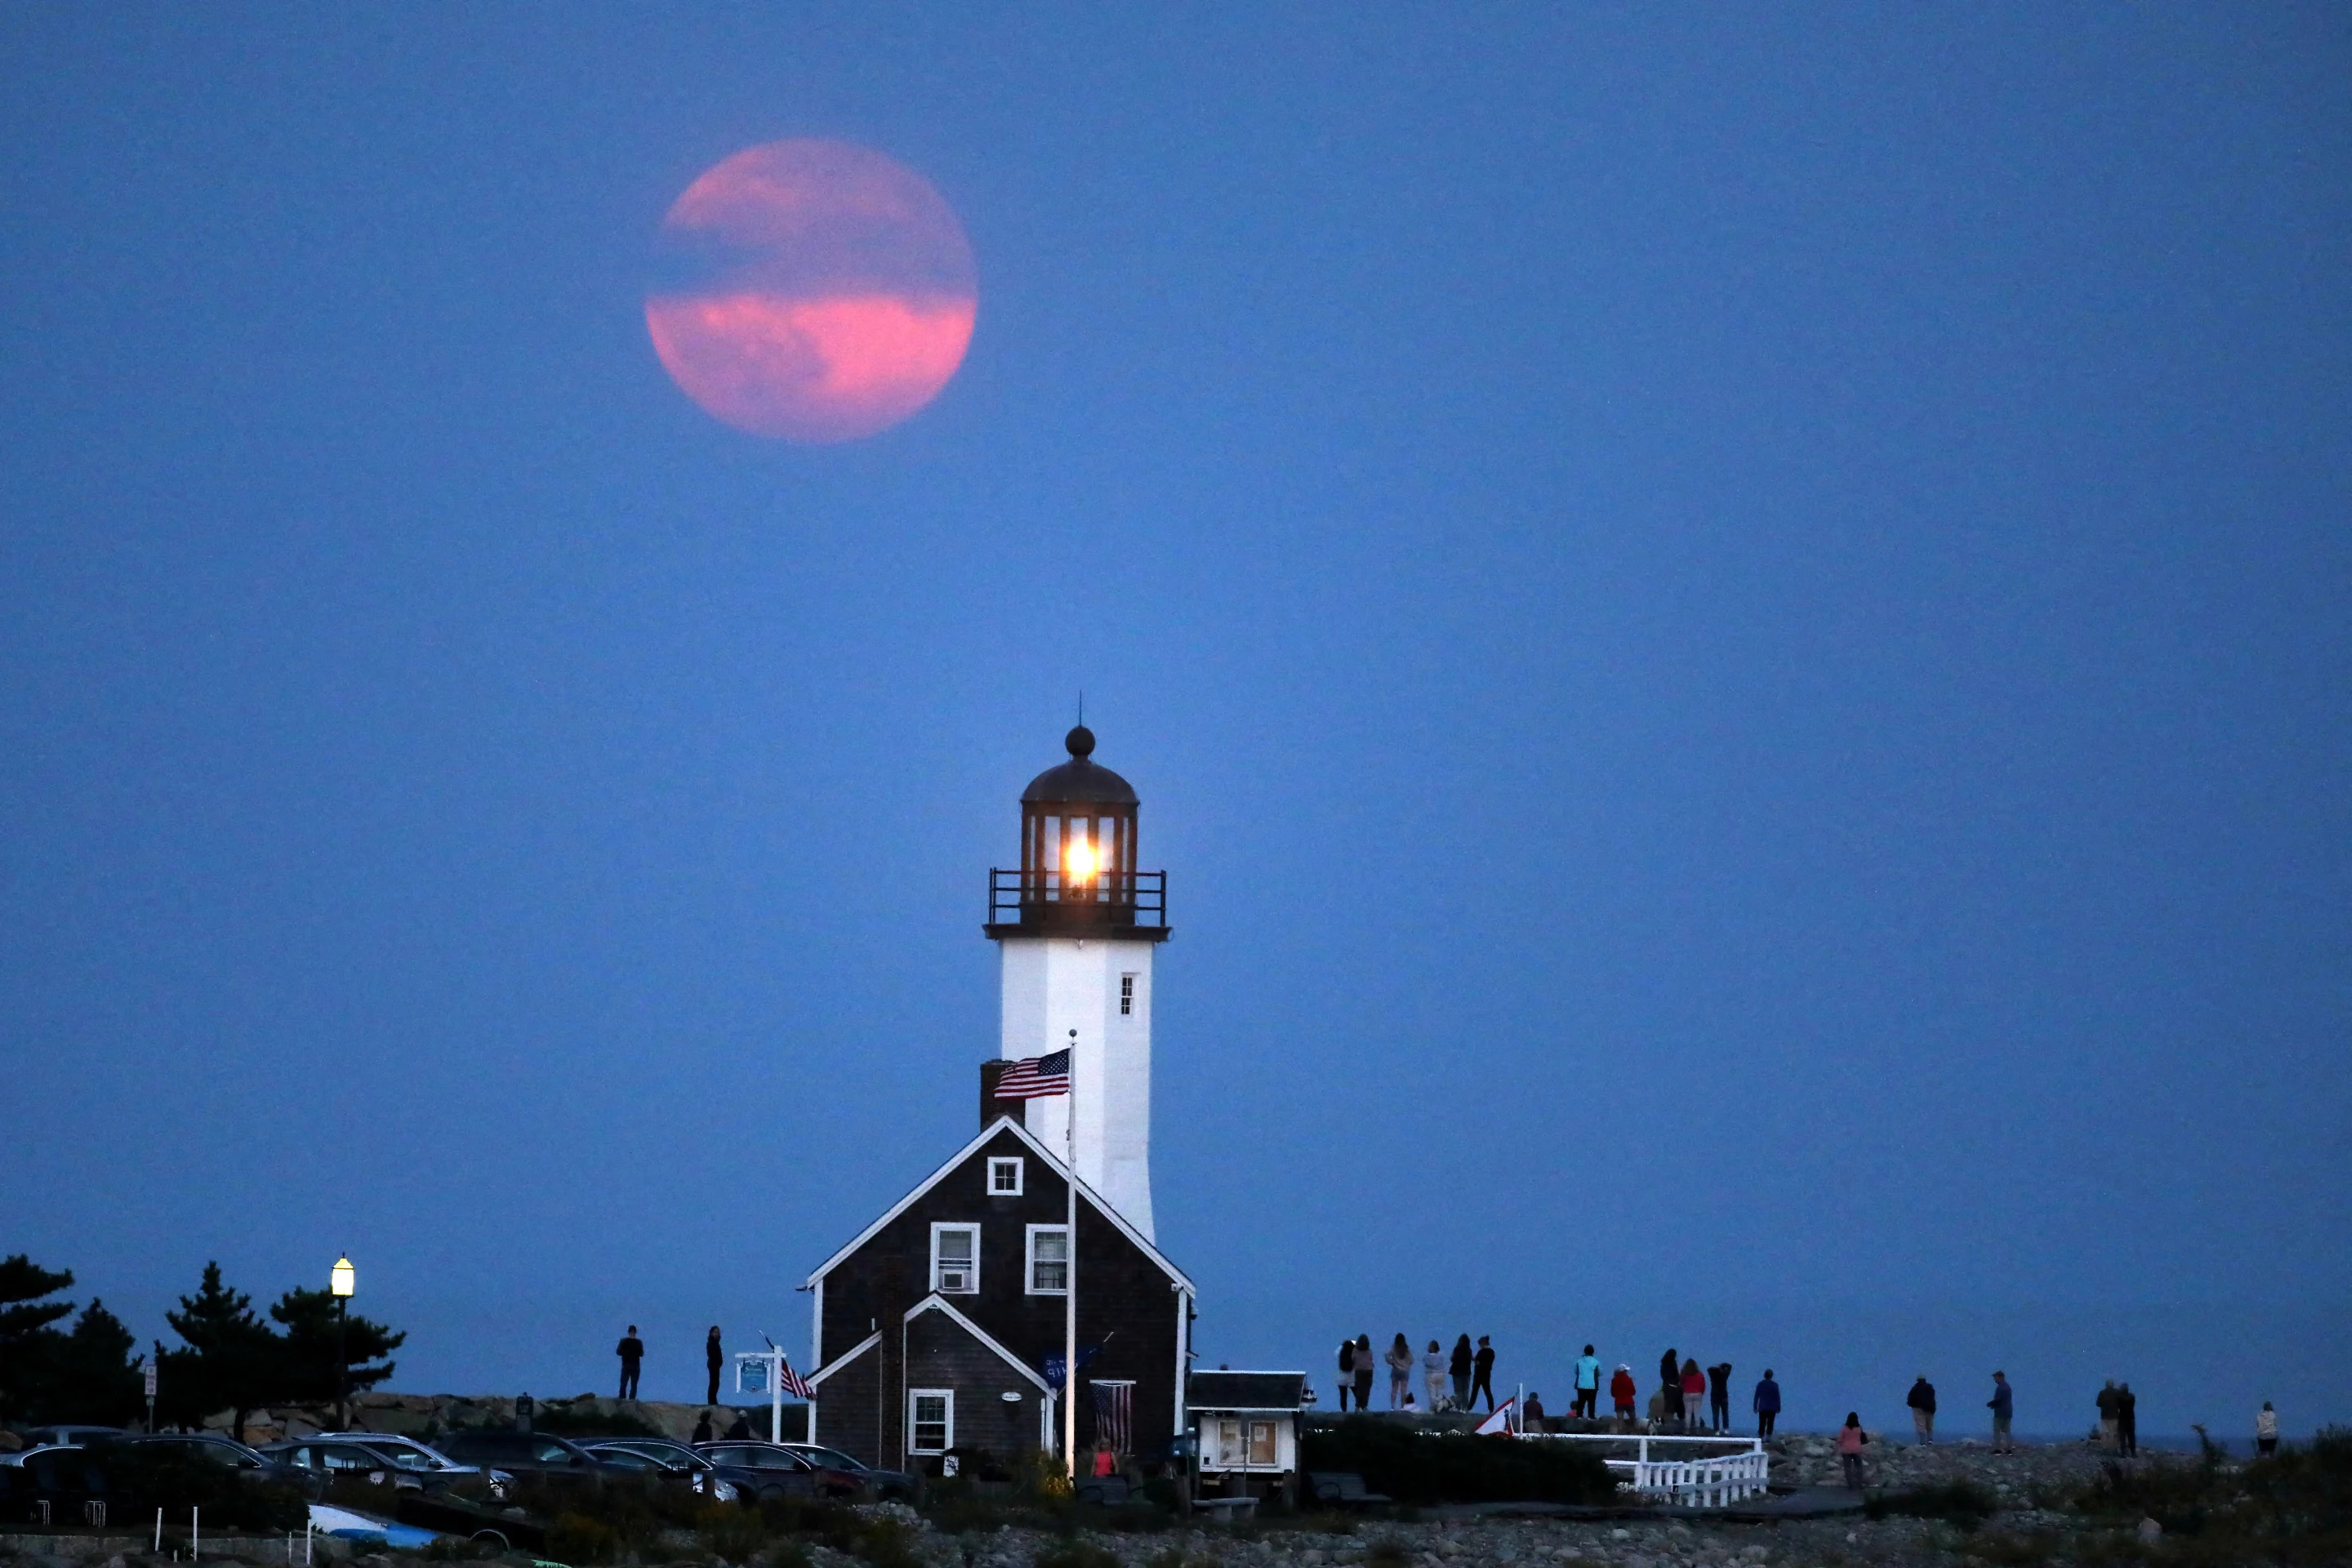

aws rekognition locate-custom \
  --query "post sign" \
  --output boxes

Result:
[144,1361,158,1398]
[736,1357,768,1395]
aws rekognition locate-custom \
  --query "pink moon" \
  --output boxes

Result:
[645,140,978,443]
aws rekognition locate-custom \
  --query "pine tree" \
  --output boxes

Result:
[35,1300,145,1425]
[267,1287,403,1407]
[160,1263,278,1440]
[0,1254,77,1422]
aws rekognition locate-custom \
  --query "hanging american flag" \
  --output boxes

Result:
[777,1356,813,1400]
[994,1049,1070,1099]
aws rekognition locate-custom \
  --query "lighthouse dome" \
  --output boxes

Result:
[1021,725,1138,804]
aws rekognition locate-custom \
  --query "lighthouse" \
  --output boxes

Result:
[982,726,1170,1240]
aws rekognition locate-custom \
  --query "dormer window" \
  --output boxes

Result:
[987,1156,1024,1196]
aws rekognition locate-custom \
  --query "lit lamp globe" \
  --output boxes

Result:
[1064,840,1098,883]
[330,1256,356,1298]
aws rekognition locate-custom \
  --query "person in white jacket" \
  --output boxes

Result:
[2256,1401,2279,1457]
[1422,1340,1449,1411]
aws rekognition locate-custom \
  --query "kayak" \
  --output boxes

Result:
[308,1501,443,1548]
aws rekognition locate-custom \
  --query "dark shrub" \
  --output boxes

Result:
[1298,1419,1615,1505]
[1866,1480,1997,1530]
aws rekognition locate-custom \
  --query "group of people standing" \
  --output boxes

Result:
[1594,1348,1745,1433]
[1334,1333,1499,1412]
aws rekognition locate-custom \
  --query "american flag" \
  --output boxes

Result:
[994,1049,1070,1099]
[777,1356,813,1400]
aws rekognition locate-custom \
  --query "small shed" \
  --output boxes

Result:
[1187,1370,1307,1507]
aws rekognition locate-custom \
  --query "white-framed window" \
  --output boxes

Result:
[987,1156,1024,1196]
[1025,1223,1069,1294]
[1120,974,1135,1015]
[930,1223,979,1294]
[908,1389,954,1454]
[1209,1417,1279,1468]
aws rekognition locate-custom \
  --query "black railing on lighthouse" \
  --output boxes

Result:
[989,868,1167,929]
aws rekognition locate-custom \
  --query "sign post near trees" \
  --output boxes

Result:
[144,1356,157,1433]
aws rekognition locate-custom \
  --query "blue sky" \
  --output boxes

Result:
[2,5,2345,1439]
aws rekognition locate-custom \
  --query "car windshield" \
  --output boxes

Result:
[719,1446,802,1470]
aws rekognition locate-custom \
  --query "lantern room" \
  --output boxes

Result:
[985,726,1169,939]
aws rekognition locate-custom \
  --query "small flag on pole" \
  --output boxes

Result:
[995,1049,1071,1100]
[777,1358,813,1400]
[1475,1397,1517,1437]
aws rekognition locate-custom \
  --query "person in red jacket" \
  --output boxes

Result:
[1610,1364,1638,1431]
[1681,1359,1708,1432]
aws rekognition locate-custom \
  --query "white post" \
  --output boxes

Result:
[155,1508,163,1552]
[1064,1029,1079,1480]
[193,1507,199,1561]
[770,1348,782,1444]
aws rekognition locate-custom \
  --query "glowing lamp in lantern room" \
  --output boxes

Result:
[1065,838,1098,883]
[330,1255,356,1298]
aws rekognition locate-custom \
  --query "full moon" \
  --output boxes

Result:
[645,140,978,443]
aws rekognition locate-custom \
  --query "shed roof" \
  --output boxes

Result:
[1187,1370,1307,1412]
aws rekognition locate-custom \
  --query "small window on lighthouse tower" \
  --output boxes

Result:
[1120,974,1135,1015]
[987,1157,1024,1196]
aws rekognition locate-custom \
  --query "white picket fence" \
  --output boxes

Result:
[1521,1433,1771,1508]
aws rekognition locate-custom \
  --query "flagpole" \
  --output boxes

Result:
[1064,1027,1078,1481]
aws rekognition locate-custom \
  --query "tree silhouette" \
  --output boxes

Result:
[160,1263,276,1439]
[0,1254,78,1421]
[267,1286,403,1406]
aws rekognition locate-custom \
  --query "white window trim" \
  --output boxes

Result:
[907,1388,955,1455]
[987,1156,1025,1196]
[929,1222,980,1294]
[1025,1223,1070,1296]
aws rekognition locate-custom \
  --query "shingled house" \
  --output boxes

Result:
[801,1113,1196,1474]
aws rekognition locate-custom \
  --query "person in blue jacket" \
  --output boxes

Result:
[1753,1369,1782,1437]
[1988,1370,2015,1454]
[1573,1344,1602,1420]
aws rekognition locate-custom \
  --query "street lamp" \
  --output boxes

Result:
[330,1255,355,1428]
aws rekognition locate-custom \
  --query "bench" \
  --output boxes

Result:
[1193,1494,1259,1520]
[1307,1472,1392,1508]
[1074,1476,1134,1507]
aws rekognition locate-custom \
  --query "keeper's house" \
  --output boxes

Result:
[800,1113,1196,1474]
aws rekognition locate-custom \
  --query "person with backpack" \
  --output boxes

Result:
[1836,1413,1870,1489]
[1906,1374,1937,1443]
[1753,1370,1782,1437]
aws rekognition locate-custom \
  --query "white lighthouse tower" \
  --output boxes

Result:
[983,727,1169,1240]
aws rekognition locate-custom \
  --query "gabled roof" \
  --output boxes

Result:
[804,1115,1196,1293]
[1188,1370,1307,1412]
[902,1293,1053,1392]
[806,1330,881,1388]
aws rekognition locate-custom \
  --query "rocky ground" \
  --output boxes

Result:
[0,1440,2216,1568]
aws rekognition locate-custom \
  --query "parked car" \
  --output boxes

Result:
[296,1432,508,1494]
[115,1433,310,1492]
[17,1426,126,1448]
[778,1442,915,1500]
[258,1438,468,1495]
[693,1441,858,1499]
[577,1441,740,1503]
[430,1430,635,1487]
[0,1445,115,1521]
